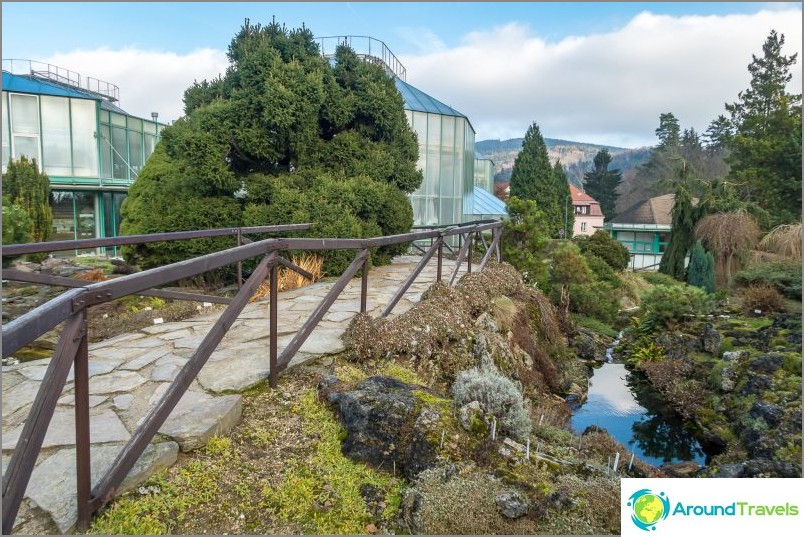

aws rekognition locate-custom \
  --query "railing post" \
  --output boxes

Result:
[269,263,278,388]
[360,256,369,314]
[436,238,443,283]
[74,309,91,532]
[466,232,474,274]
[236,229,243,289]
[496,227,502,262]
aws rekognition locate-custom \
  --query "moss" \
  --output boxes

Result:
[12,346,54,362]
[377,361,423,385]
[261,389,404,534]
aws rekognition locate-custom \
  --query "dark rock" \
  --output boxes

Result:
[324,376,448,480]
[110,260,136,275]
[743,459,802,478]
[401,489,424,534]
[749,402,784,427]
[530,488,574,518]
[721,350,748,362]
[662,461,701,477]
[360,483,386,518]
[710,463,744,478]
[655,331,701,361]
[740,375,772,396]
[495,491,528,519]
[571,328,607,361]
[720,365,738,392]
[700,323,721,355]
[749,354,783,373]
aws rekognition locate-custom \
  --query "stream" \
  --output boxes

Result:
[570,362,708,467]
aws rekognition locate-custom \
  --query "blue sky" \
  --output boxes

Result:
[3,2,802,146]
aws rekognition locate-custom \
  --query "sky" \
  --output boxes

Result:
[2,2,802,148]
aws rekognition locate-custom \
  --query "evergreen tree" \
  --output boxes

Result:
[509,122,564,235]
[659,163,698,280]
[583,149,622,221]
[725,30,802,227]
[4,156,52,243]
[686,240,715,293]
[553,160,574,237]
[502,196,551,289]
[122,20,422,274]
[655,112,682,150]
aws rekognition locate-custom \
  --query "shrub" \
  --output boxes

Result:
[3,156,52,243]
[453,366,532,442]
[502,196,550,288]
[2,195,31,268]
[740,285,787,314]
[757,223,802,261]
[735,260,802,300]
[639,271,684,287]
[567,281,620,325]
[583,253,621,287]
[574,230,630,270]
[640,284,714,329]
[686,240,715,293]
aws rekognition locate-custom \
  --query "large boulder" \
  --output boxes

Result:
[323,375,452,479]
[571,328,609,362]
[700,323,721,355]
[655,331,701,361]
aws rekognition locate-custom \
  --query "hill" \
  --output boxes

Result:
[476,137,651,190]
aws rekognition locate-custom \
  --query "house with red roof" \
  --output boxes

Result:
[569,184,604,236]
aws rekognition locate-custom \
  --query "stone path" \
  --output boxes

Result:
[1,254,469,533]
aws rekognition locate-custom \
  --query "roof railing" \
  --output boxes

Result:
[316,36,406,81]
[2,59,120,102]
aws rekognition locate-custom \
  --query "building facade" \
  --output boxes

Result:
[569,184,604,236]
[605,194,675,270]
[2,60,163,249]
[474,154,494,192]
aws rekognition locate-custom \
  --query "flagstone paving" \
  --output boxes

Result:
[1,254,471,533]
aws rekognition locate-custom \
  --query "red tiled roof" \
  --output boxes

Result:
[569,184,598,204]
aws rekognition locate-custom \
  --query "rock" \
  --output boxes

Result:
[710,463,744,478]
[749,402,784,427]
[721,350,748,361]
[159,391,243,452]
[473,333,494,369]
[401,489,424,534]
[741,374,772,396]
[324,376,448,479]
[571,328,607,361]
[87,370,148,395]
[495,490,528,519]
[113,394,134,410]
[749,354,783,373]
[743,459,801,478]
[720,365,738,392]
[197,345,271,393]
[365,523,377,534]
[661,461,701,477]
[20,441,178,533]
[700,323,721,355]
[655,331,701,361]
[458,401,486,433]
[475,312,499,333]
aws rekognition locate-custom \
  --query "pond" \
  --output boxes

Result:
[570,363,708,467]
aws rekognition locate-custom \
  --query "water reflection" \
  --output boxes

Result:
[570,363,707,467]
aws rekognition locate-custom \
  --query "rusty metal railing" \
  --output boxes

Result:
[0,219,503,533]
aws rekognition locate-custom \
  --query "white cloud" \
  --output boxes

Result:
[45,47,229,123]
[398,9,803,147]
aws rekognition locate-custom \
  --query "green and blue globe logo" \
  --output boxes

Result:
[627,489,670,531]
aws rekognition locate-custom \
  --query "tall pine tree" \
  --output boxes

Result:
[509,122,564,236]
[725,30,802,227]
[583,149,622,221]
[553,160,574,237]
[659,162,698,280]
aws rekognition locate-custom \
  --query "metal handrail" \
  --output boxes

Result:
[0,219,503,533]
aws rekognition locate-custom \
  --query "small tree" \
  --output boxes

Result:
[583,149,623,221]
[659,163,698,280]
[502,196,550,289]
[574,229,630,271]
[686,240,715,293]
[4,157,52,243]
[695,211,761,288]
[2,195,31,268]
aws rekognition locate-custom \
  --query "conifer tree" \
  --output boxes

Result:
[583,149,622,221]
[4,156,52,243]
[686,240,715,293]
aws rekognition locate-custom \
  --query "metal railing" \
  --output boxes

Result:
[316,36,407,81]
[1,220,503,533]
[2,59,120,102]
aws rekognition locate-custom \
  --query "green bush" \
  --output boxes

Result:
[574,230,630,270]
[639,271,684,287]
[2,195,31,268]
[735,260,802,299]
[567,281,620,325]
[583,253,622,287]
[686,240,715,293]
[640,284,714,329]
[502,196,550,288]
[3,156,52,244]
[571,314,619,338]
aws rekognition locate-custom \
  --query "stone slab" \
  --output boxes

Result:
[87,370,148,395]
[20,441,179,534]
[159,391,242,452]
[2,408,130,450]
[119,348,173,370]
[197,349,270,393]
[2,380,42,416]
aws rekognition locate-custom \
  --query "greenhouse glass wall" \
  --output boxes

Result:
[1,60,164,253]
[474,155,494,192]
